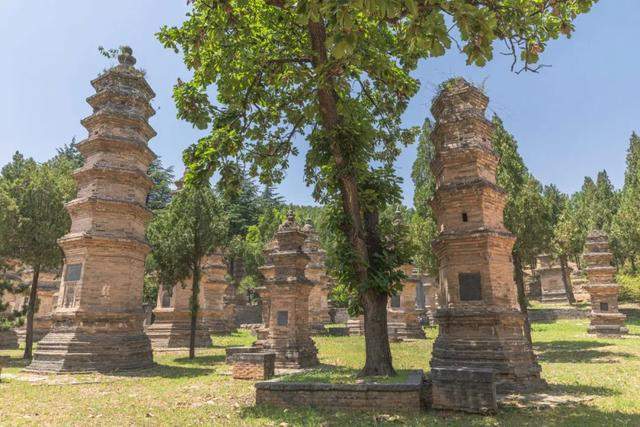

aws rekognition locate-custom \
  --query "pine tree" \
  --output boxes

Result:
[612,132,640,272]
[410,118,438,276]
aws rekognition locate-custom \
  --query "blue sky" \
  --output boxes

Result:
[1,1,638,206]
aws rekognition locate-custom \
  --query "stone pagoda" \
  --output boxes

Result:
[583,230,627,335]
[255,212,318,368]
[428,78,544,400]
[28,47,155,373]
[536,254,569,303]
[146,280,213,351]
[302,219,333,333]
[387,264,427,340]
[200,252,236,334]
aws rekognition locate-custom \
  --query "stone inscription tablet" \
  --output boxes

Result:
[277,310,289,326]
[65,263,82,282]
[459,272,482,301]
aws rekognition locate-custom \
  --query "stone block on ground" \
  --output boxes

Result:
[225,346,266,363]
[232,352,276,380]
[430,367,497,414]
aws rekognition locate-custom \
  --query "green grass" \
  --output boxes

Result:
[1,311,640,426]
[279,366,412,384]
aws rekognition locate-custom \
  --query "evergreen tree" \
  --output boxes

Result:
[612,132,640,272]
[146,158,175,211]
[491,116,548,343]
[410,118,438,276]
[146,184,228,358]
[0,153,73,359]
[593,170,618,232]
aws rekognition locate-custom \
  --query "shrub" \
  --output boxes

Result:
[617,274,640,303]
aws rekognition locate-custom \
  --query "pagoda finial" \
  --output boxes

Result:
[118,46,137,67]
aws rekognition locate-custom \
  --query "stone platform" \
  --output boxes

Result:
[256,370,427,413]
[26,328,154,373]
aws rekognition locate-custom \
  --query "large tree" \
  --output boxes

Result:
[146,184,228,358]
[612,132,640,272]
[158,0,595,376]
[0,152,73,359]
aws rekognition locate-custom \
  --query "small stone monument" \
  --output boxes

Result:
[200,252,237,334]
[256,211,318,368]
[387,264,426,340]
[583,230,628,335]
[28,47,155,372]
[146,280,213,351]
[428,78,545,404]
[536,254,569,303]
[422,275,438,325]
[302,219,333,333]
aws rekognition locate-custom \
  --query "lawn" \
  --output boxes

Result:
[1,309,639,426]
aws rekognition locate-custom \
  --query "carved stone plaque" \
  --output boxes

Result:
[459,272,482,301]
[65,263,82,282]
[600,302,609,312]
[390,294,401,308]
[277,310,288,326]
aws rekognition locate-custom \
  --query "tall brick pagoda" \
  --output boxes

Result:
[29,47,155,372]
[302,219,333,333]
[536,254,569,303]
[583,230,627,335]
[200,252,236,334]
[428,78,544,397]
[256,212,318,368]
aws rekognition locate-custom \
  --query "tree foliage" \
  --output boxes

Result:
[146,184,228,358]
[612,132,640,272]
[158,0,595,376]
[0,152,73,358]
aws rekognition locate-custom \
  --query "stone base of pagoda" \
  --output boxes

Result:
[201,309,237,334]
[259,340,319,369]
[387,321,426,341]
[0,329,19,349]
[431,307,546,394]
[15,317,55,344]
[309,310,332,334]
[347,317,364,336]
[27,313,154,373]
[146,310,213,351]
[588,312,628,336]
[540,292,569,303]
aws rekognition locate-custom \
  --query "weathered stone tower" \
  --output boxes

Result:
[428,78,544,395]
[583,230,627,335]
[200,252,236,334]
[387,264,426,340]
[29,47,155,372]
[536,254,569,303]
[256,212,318,368]
[302,220,333,333]
[146,280,213,351]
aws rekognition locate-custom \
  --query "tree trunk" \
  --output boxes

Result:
[513,253,533,346]
[360,289,395,376]
[574,254,581,270]
[307,19,394,376]
[189,261,201,359]
[23,264,40,360]
[559,254,576,304]
[630,256,637,274]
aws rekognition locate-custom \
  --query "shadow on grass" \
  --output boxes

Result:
[3,355,30,369]
[534,340,637,363]
[547,382,621,397]
[242,402,640,427]
[173,354,225,366]
[108,363,214,379]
